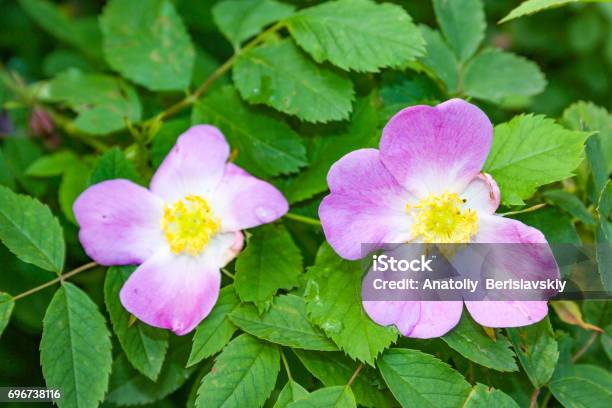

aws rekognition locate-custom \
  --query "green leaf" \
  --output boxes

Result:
[442,313,518,372]
[105,266,169,381]
[596,181,611,291]
[59,161,90,223]
[195,334,280,408]
[305,244,398,365]
[286,0,424,72]
[499,0,595,23]
[287,386,356,408]
[512,207,581,244]
[542,189,595,225]
[506,316,559,388]
[463,383,520,408]
[213,0,295,49]
[294,349,396,408]
[106,341,195,406]
[233,39,354,123]
[483,114,590,205]
[100,0,195,91]
[18,0,103,60]
[0,292,14,337]
[187,285,240,367]
[419,25,458,93]
[41,283,112,408]
[26,151,78,177]
[549,364,612,408]
[2,138,47,196]
[282,95,378,203]
[235,224,302,308]
[432,0,485,62]
[193,86,307,177]
[89,147,141,186]
[274,380,309,408]
[151,118,190,169]
[46,70,142,135]
[0,185,64,273]
[378,348,471,408]
[463,49,546,103]
[230,295,337,351]
[0,147,16,190]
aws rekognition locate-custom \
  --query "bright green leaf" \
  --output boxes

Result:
[100,0,195,91]
[193,86,307,177]
[187,285,240,367]
[59,161,90,223]
[195,334,280,408]
[230,295,337,351]
[499,0,600,23]
[46,70,142,135]
[0,185,64,273]
[41,283,112,408]
[286,0,424,72]
[463,49,546,103]
[274,380,309,408]
[235,224,302,308]
[88,147,141,186]
[378,348,471,408]
[105,266,169,381]
[213,0,295,49]
[463,383,520,408]
[507,316,559,388]
[483,114,590,205]
[433,0,485,62]
[0,292,14,337]
[287,386,356,408]
[549,364,612,408]
[442,313,518,372]
[419,25,458,93]
[305,243,398,365]
[26,151,78,177]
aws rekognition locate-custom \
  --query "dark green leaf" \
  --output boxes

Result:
[463,383,520,408]
[273,380,309,408]
[59,161,90,223]
[89,147,141,186]
[549,364,612,408]
[0,292,14,338]
[542,189,595,225]
[26,151,78,177]
[287,386,356,408]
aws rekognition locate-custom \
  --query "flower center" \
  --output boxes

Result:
[409,192,478,243]
[161,195,220,256]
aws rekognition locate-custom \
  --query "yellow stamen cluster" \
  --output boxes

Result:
[409,192,478,243]
[161,195,220,256]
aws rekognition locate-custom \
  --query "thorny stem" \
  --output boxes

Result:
[500,203,546,217]
[347,364,363,387]
[571,331,599,363]
[280,349,293,382]
[11,262,98,301]
[284,213,322,227]
[529,388,540,408]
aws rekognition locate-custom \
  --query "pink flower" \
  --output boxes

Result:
[74,125,288,335]
[318,99,559,338]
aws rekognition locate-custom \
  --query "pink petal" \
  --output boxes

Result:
[73,179,165,265]
[461,173,500,214]
[211,164,288,231]
[319,149,416,260]
[363,301,420,335]
[466,301,548,328]
[474,214,548,244]
[119,232,237,335]
[150,125,230,203]
[380,99,493,197]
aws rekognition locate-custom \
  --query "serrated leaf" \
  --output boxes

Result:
[26,151,78,177]
[195,334,280,408]
[41,283,112,408]
[549,364,612,408]
[433,0,485,62]
[542,190,596,225]
[230,295,337,351]
[483,114,590,205]
[233,39,354,123]
[463,383,520,408]
[506,316,559,388]
[499,0,593,23]
[463,49,546,103]
[105,266,169,381]
[378,348,471,408]
[193,86,307,177]
[234,224,302,308]
[442,313,518,372]
[0,292,14,337]
[106,341,195,406]
[286,0,424,72]
[287,386,356,408]
[294,349,396,408]
[419,25,458,93]
[213,0,295,49]
[187,285,240,367]
[305,244,398,365]
[46,70,141,135]
[100,0,195,91]
[59,161,90,224]
[0,185,64,273]
[89,147,141,186]
[274,380,309,408]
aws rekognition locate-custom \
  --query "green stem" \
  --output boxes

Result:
[221,268,235,280]
[347,364,363,387]
[284,213,322,227]
[12,262,98,301]
[280,349,293,382]
[500,203,546,217]
[571,331,599,363]
[529,388,540,408]
[540,389,552,408]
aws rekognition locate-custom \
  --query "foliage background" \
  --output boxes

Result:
[0,0,611,407]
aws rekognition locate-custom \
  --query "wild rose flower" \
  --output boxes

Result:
[74,125,288,335]
[319,99,559,338]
